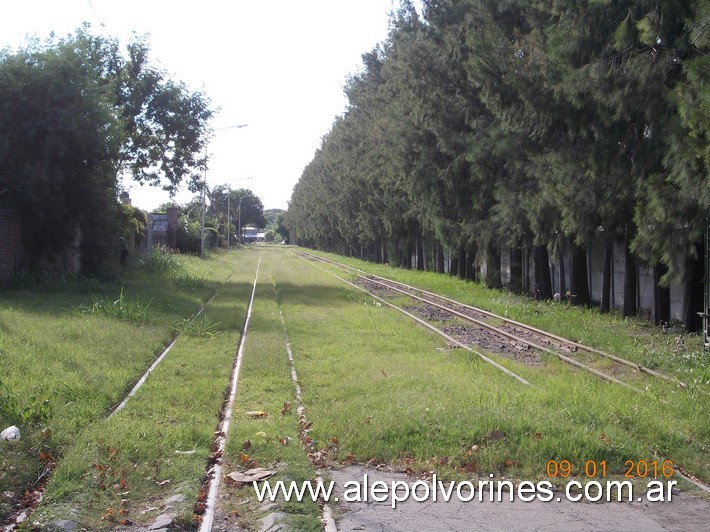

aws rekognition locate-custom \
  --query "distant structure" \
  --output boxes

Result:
[242,226,259,243]
[146,207,178,249]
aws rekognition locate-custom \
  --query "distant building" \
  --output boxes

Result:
[146,207,178,249]
[242,226,258,243]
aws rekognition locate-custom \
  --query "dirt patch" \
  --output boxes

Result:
[405,304,454,322]
[355,278,401,298]
[353,277,542,366]
[442,325,543,366]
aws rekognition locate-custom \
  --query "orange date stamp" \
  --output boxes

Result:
[546,459,675,479]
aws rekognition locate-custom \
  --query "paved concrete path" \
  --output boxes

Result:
[329,466,709,531]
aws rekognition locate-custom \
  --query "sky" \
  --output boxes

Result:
[1,0,410,211]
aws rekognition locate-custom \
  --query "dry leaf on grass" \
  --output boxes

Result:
[226,468,275,483]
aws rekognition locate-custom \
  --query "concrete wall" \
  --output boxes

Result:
[492,235,688,322]
[0,209,21,283]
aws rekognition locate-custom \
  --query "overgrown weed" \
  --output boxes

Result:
[172,272,208,290]
[138,245,182,274]
[0,379,54,426]
[75,287,151,323]
[171,316,221,338]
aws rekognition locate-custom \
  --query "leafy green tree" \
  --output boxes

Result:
[0,27,213,274]
[0,37,122,273]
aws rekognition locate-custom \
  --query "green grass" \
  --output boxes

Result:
[74,287,152,323]
[26,251,261,529]
[2,245,708,529]
[272,249,709,487]
[222,254,321,531]
[0,250,241,526]
[303,249,710,390]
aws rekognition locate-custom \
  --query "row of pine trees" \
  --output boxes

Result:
[285,0,708,330]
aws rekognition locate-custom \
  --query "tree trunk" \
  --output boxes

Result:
[569,244,591,306]
[466,248,476,281]
[509,247,523,294]
[401,237,412,269]
[558,249,566,297]
[600,240,613,314]
[683,242,703,332]
[653,263,671,324]
[623,234,637,317]
[437,244,445,273]
[533,245,553,300]
[450,256,459,277]
[416,235,425,271]
[458,247,466,280]
[484,240,502,289]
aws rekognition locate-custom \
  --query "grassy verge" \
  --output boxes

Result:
[272,248,708,490]
[302,248,710,393]
[0,249,245,526]
[3,244,708,529]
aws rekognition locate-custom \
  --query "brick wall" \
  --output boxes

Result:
[0,209,21,282]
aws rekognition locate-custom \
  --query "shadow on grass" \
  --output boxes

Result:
[272,281,369,308]
[0,275,231,329]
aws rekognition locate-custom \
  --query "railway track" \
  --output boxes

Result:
[3,271,239,531]
[294,250,685,395]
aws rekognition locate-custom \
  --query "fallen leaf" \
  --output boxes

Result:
[462,462,478,473]
[489,430,507,442]
[280,401,291,415]
[118,519,133,526]
[227,468,275,483]
[246,411,267,418]
[533,432,543,440]
[242,440,252,451]
[239,453,250,463]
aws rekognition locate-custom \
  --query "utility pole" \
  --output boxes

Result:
[200,160,207,257]
[227,191,231,247]
[238,195,244,245]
